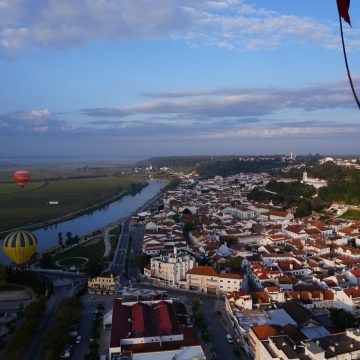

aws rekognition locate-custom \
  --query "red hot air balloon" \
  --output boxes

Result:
[13,171,31,188]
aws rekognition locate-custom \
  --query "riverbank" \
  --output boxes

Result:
[0,180,147,235]
[0,180,165,265]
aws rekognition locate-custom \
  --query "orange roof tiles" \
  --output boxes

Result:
[344,288,360,299]
[187,266,218,277]
[252,325,280,340]
[219,273,242,280]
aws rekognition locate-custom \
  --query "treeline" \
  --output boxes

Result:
[288,163,360,205]
[248,180,316,207]
[163,177,180,191]
[3,297,48,360]
[248,180,326,218]
[198,158,285,178]
[44,298,83,359]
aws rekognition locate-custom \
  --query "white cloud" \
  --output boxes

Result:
[0,0,357,51]
[82,78,359,119]
[199,126,360,139]
[0,108,64,132]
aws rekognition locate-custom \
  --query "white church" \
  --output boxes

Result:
[301,171,327,189]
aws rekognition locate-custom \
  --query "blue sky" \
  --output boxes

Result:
[1,0,360,158]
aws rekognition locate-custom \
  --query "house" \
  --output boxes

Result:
[225,291,253,311]
[186,266,219,294]
[186,266,242,294]
[144,251,196,286]
[88,273,119,295]
[334,287,360,316]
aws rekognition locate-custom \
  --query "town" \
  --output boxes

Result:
[82,162,360,360]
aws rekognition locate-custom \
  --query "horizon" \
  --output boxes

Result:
[0,153,359,168]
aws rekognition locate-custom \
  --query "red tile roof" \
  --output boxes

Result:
[219,273,242,280]
[252,325,280,340]
[187,266,218,277]
[344,288,360,299]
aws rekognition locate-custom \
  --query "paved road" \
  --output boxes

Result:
[26,280,74,360]
[70,295,97,360]
[128,224,145,282]
[111,217,131,276]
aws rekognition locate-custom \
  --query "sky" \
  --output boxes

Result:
[1,0,360,158]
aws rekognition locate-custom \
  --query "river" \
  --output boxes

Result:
[0,179,164,265]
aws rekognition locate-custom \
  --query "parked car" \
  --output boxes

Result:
[60,350,70,358]
[76,335,82,344]
[226,334,233,343]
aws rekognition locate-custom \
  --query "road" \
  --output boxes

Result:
[70,295,97,360]
[111,217,131,276]
[26,278,75,360]
[128,223,145,282]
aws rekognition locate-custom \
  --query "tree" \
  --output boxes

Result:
[349,238,357,248]
[183,222,194,234]
[192,299,200,313]
[65,232,73,247]
[85,257,104,279]
[330,309,356,330]
[57,232,63,247]
[39,253,53,269]
[295,200,312,218]
[227,256,243,272]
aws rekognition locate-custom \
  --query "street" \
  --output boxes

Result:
[26,278,74,360]
[111,217,131,276]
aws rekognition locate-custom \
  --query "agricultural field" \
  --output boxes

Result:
[0,181,45,195]
[341,209,360,221]
[0,175,145,232]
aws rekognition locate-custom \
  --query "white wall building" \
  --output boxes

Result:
[144,250,196,285]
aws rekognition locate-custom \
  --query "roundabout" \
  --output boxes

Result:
[55,256,89,269]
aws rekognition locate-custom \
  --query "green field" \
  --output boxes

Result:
[52,238,105,268]
[341,209,360,221]
[0,181,45,195]
[0,175,144,231]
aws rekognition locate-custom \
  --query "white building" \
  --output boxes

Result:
[302,171,327,189]
[144,249,196,285]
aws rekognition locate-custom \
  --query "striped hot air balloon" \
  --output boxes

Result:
[3,230,38,264]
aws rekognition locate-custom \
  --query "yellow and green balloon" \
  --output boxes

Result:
[3,230,38,264]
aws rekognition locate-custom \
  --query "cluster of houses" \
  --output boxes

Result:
[136,172,360,360]
[88,170,360,359]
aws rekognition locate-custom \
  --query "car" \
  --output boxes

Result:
[76,335,82,344]
[226,334,233,343]
[60,350,70,358]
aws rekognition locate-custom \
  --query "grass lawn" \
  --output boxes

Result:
[52,238,105,267]
[56,257,88,267]
[341,209,360,220]
[0,175,144,231]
